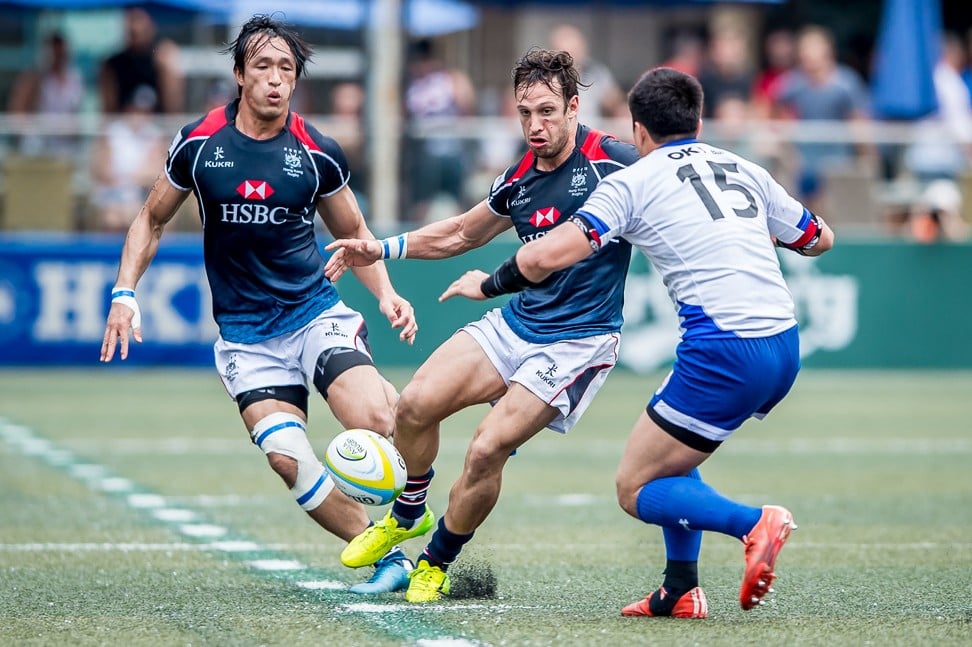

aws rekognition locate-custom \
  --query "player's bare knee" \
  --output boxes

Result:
[396,382,436,431]
[615,477,641,518]
[356,406,395,437]
[464,431,508,478]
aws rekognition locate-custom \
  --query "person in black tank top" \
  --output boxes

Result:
[98,7,184,114]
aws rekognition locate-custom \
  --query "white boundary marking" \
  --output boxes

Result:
[0,418,486,646]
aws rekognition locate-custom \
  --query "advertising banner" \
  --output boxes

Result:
[1,233,970,369]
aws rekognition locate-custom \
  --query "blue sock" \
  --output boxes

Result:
[636,471,761,540]
[421,517,474,571]
[392,468,434,527]
[661,468,703,561]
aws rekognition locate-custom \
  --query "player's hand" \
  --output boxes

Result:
[439,270,490,302]
[100,293,142,362]
[324,238,382,281]
[379,294,418,345]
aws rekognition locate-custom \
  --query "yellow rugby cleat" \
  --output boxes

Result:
[405,559,451,603]
[341,506,435,568]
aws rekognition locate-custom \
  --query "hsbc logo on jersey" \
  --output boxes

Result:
[236,180,275,200]
[530,207,561,228]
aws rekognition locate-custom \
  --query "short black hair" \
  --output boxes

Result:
[627,67,703,141]
[511,47,587,106]
[223,14,312,80]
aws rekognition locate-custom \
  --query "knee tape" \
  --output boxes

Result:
[250,412,335,511]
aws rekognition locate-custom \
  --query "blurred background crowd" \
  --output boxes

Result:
[1,0,971,244]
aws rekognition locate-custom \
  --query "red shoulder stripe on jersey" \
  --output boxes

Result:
[791,217,819,248]
[187,106,229,138]
[288,112,322,152]
[508,151,535,183]
[580,128,613,161]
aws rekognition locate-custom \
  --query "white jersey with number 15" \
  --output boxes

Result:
[576,138,814,340]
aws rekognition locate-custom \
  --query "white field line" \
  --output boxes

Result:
[0,419,489,646]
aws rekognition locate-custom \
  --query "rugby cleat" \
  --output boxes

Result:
[348,555,412,594]
[621,586,708,618]
[405,558,451,603]
[740,504,797,610]
[341,506,436,568]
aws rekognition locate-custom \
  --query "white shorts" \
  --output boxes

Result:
[462,308,620,434]
[214,301,372,401]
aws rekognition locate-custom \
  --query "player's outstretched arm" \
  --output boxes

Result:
[101,174,189,362]
[318,186,418,345]
[439,215,596,302]
[324,200,511,282]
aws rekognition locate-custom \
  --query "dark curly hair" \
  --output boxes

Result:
[223,14,313,93]
[511,47,587,105]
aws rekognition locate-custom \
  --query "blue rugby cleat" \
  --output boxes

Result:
[348,555,413,594]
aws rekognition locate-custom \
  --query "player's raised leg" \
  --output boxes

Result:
[341,331,507,569]
[406,383,558,603]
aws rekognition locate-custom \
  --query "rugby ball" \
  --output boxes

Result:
[324,429,407,506]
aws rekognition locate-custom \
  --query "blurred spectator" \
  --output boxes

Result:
[774,25,870,214]
[903,34,972,185]
[697,28,754,118]
[328,81,368,212]
[752,28,796,119]
[707,96,761,164]
[909,179,970,243]
[903,33,972,243]
[963,28,972,100]
[662,31,705,79]
[202,78,234,112]
[404,38,476,222]
[548,23,627,122]
[7,32,83,157]
[99,7,184,114]
[89,85,166,232]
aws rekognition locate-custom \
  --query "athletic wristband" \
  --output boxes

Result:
[480,256,537,298]
[379,233,408,260]
[778,211,823,256]
[111,286,142,329]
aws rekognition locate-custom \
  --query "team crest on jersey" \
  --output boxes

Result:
[569,167,588,196]
[530,207,561,227]
[283,146,303,177]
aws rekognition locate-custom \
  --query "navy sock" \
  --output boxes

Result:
[421,517,474,571]
[636,473,761,540]
[392,468,434,528]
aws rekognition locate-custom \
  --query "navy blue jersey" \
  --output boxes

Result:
[165,100,347,343]
[487,125,639,343]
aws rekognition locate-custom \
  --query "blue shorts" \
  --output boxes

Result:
[648,326,800,452]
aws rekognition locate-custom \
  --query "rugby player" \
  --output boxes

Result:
[325,48,639,603]
[444,66,835,616]
[101,15,418,594]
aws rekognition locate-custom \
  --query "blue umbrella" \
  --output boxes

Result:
[872,0,942,120]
